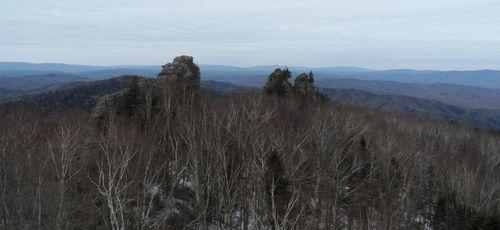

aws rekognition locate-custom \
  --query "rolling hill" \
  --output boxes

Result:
[322,88,500,131]
[0,76,136,111]
[0,73,91,100]
[0,76,254,113]
[4,62,500,130]
[0,88,23,99]
[317,78,500,110]
[2,75,500,131]
[200,65,500,90]
[4,62,500,89]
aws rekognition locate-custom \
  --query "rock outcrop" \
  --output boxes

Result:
[90,55,201,133]
[89,77,157,133]
[157,55,201,102]
[89,87,131,134]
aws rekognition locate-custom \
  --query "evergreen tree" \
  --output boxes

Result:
[123,76,141,118]
[262,68,292,96]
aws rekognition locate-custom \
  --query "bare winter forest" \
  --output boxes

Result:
[1,56,500,230]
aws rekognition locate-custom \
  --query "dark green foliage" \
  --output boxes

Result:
[308,71,314,83]
[263,69,329,103]
[309,72,329,101]
[122,76,142,118]
[262,68,292,96]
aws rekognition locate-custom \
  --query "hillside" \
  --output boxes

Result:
[323,88,500,131]
[2,73,500,131]
[0,76,253,113]
[0,88,23,99]
[314,69,500,89]
[0,76,135,112]
[77,68,158,79]
[318,78,500,110]
[3,62,500,131]
[0,73,90,97]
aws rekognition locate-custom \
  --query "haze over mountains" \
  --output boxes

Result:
[4,61,500,85]
[318,79,500,110]
[3,61,500,130]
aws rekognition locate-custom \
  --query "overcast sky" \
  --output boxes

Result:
[1,0,500,69]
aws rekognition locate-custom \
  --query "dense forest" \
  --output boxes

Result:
[1,57,500,229]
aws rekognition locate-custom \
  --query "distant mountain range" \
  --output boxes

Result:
[0,62,160,79]
[199,65,500,90]
[322,88,500,131]
[0,73,91,98]
[0,74,499,131]
[317,78,500,110]
[3,61,500,88]
[4,62,500,130]
[315,69,500,89]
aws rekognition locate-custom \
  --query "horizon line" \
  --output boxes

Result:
[2,61,500,72]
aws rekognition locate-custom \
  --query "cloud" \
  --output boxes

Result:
[1,0,500,69]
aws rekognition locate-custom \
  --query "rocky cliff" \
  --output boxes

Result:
[90,55,201,133]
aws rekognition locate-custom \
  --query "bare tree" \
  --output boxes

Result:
[91,120,137,230]
[47,123,86,230]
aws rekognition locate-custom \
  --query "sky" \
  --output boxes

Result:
[1,0,500,70]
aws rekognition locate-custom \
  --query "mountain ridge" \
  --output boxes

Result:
[3,75,500,131]
[318,78,500,110]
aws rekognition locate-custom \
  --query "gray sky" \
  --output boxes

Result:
[1,0,500,69]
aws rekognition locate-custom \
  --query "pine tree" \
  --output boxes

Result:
[262,68,292,96]
[123,76,141,118]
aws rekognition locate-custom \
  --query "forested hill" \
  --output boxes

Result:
[0,76,254,113]
[3,74,500,131]
[0,76,136,112]
[323,88,500,131]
